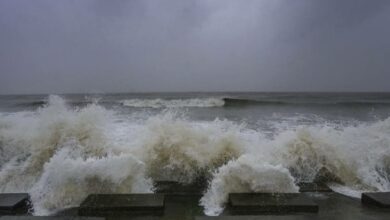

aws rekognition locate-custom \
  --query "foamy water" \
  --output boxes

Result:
[0,95,389,215]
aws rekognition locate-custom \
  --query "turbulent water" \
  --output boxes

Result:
[0,93,390,215]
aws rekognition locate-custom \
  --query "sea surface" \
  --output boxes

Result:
[0,92,390,215]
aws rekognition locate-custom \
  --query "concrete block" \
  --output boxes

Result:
[106,217,161,220]
[0,217,103,220]
[196,216,315,220]
[362,192,390,208]
[0,194,30,215]
[228,193,318,214]
[79,194,164,217]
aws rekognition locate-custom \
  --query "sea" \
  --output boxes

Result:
[0,92,389,215]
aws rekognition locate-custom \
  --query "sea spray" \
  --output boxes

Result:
[30,150,152,215]
[200,155,298,216]
[136,111,244,183]
[0,95,154,214]
[276,122,390,191]
[0,95,390,215]
[199,119,390,215]
[0,95,112,193]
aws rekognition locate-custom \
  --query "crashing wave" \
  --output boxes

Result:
[137,112,244,183]
[0,95,390,215]
[200,155,298,216]
[30,151,152,215]
[0,95,152,214]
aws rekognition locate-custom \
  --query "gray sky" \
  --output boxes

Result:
[1,0,390,94]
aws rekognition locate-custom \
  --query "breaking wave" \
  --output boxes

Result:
[0,95,390,215]
[121,98,225,108]
[223,98,390,106]
[13,96,390,110]
[200,155,299,216]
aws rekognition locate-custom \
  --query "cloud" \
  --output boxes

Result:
[0,0,390,94]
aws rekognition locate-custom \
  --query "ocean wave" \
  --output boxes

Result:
[13,97,390,109]
[137,112,244,183]
[120,98,225,108]
[223,97,390,106]
[201,155,298,216]
[0,95,390,215]
[30,151,152,215]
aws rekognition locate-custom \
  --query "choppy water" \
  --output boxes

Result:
[0,93,390,215]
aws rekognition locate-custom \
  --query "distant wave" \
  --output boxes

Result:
[14,100,115,108]
[15,100,47,107]
[13,97,390,109]
[222,98,283,106]
[120,98,225,108]
[223,98,390,106]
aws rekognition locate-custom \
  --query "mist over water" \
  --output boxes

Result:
[0,93,390,215]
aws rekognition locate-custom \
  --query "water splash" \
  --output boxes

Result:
[0,95,390,215]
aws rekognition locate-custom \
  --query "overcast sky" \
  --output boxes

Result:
[1,0,390,94]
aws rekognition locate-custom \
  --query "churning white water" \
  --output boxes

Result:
[0,95,389,215]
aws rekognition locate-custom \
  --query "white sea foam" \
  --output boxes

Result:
[0,95,152,214]
[136,112,245,183]
[0,95,390,215]
[201,155,299,216]
[121,98,225,108]
[30,151,152,215]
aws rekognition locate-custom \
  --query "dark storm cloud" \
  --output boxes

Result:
[0,0,389,94]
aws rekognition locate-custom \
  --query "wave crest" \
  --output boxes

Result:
[0,95,152,214]
[121,98,225,108]
[30,151,152,215]
[201,155,298,216]
[138,112,244,183]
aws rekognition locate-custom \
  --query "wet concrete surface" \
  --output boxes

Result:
[78,194,164,217]
[300,192,390,220]
[196,216,315,220]
[362,192,390,208]
[228,193,318,214]
[2,189,390,220]
[103,191,390,220]
[0,217,103,220]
